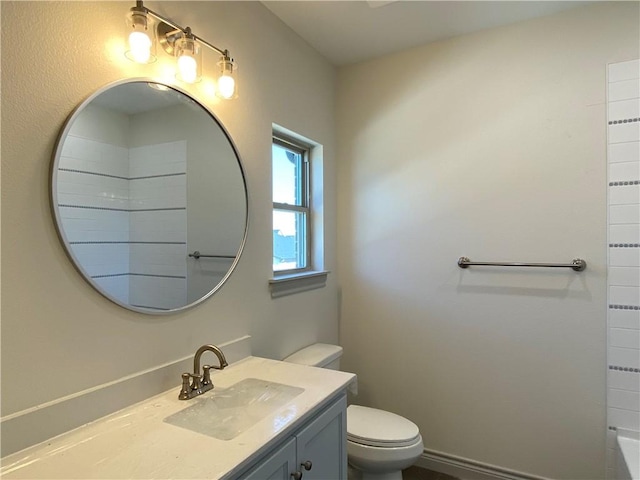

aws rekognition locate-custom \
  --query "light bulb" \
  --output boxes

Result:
[218,75,236,99]
[216,55,237,99]
[174,35,201,83]
[124,8,155,64]
[178,54,198,84]
[128,30,152,63]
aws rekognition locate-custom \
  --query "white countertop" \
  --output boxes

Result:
[0,357,356,479]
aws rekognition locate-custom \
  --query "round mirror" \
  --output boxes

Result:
[51,79,248,314]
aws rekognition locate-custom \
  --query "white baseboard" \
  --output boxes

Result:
[415,448,550,480]
[0,335,252,458]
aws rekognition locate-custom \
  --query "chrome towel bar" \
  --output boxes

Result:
[188,251,235,259]
[457,257,587,272]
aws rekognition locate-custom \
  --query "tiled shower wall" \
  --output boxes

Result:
[128,142,187,310]
[607,58,640,476]
[57,134,187,311]
[58,135,132,303]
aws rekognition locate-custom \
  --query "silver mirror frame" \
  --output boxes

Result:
[50,78,248,315]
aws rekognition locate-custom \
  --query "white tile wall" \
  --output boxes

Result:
[608,99,640,121]
[610,249,640,267]
[128,141,187,310]
[129,141,187,177]
[610,309,640,329]
[609,141,640,163]
[94,276,129,304]
[609,185,640,206]
[129,275,187,311]
[58,136,131,299]
[610,267,640,287]
[610,286,640,306]
[70,244,130,277]
[59,209,130,243]
[61,135,129,177]
[611,328,640,349]
[56,135,188,311]
[610,79,640,103]
[129,244,187,275]
[607,59,640,476]
[610,347,640,369]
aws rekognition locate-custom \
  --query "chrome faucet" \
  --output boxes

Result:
[178,344,229,400]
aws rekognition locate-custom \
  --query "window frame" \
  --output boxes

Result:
[269,125,328,298]
[272,135,312,275]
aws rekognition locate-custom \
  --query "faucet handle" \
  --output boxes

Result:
[202,365,212,387]
[179,373,192,400]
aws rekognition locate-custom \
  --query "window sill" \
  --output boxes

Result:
[269,270,329,298]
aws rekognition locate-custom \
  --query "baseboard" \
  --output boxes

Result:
[0,335,252,458]
[416,448,551,480]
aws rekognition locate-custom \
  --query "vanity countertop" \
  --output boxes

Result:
[0,357,356,479]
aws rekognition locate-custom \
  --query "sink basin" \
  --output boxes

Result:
[164,378,304,440]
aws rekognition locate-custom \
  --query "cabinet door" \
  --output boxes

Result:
[241,438,297,480]
[295,394,347,480]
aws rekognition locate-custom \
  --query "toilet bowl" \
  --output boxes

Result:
[347,404,423,480]
[283,344,423,480]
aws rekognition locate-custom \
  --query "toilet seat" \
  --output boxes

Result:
[347,405,421,448]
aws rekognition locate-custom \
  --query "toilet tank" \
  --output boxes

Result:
[283,343,343,370]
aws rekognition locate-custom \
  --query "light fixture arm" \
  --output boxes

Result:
[134,0,229,57]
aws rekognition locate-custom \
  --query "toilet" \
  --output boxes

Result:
[284,343,424,480]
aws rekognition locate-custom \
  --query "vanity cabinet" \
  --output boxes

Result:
[240,438,297,480]
[239,394,347,480]
[0,357,356,480]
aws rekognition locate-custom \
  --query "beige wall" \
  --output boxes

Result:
[1,0,337,443]
[336,3,639,479]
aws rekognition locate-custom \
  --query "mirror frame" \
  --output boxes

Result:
[50,78,248,315]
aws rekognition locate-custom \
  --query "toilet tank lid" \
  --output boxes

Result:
[283,343,343,367]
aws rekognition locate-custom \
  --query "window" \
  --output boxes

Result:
[270,128,328,298]
[272,136,310,273]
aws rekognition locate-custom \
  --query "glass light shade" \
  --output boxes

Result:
[175,37,202,84]
[217,57,237,100]
[125,10,156,64]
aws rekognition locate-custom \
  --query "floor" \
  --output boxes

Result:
[348,465,459,480]
[402,466,460,480]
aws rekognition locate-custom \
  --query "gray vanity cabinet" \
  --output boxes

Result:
[239,394,347,480]
[240,438,297,480]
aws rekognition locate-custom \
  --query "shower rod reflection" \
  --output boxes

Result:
[189,251,236,259]
[457,257,587,272]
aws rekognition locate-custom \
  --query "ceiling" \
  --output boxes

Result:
[262,1,595,66]
[92,82,185,114]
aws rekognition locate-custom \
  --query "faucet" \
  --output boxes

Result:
[178,344,229,400]
[193,344,228,373]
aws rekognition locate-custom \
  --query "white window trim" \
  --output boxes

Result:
[269,270,330,298]
[270,124,328,298]
[272,136,311,275]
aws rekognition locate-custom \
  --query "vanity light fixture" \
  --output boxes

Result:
[125,2,156,63]
[125,0,237,98]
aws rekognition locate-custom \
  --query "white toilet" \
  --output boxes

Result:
[284,343,424,480]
